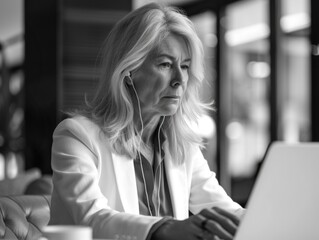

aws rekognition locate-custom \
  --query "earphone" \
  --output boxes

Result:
[125,74,134,85]
[126,72,165,216]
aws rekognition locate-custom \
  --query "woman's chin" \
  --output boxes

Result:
[160,106,179,116]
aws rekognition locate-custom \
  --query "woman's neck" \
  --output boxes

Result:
[140,117,160,146]
[134,111,163,145]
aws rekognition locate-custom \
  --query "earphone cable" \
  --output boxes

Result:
[130,76,154,216]
[156,116,165,216]
[129,75,165,217]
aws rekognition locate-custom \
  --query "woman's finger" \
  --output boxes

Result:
[198,229,218,240]
[214,207,240,225]
[204,219,233,240]
[191,214,207,228]
[200,208,238,235]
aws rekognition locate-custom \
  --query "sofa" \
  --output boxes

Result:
[0,169,42,197]
[0,194,51,240]
[0,171,53,240]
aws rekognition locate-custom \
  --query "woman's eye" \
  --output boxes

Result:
[160,62,172,68]
[181,64,190,70]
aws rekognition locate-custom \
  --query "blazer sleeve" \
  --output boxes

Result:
[187,146,244,218]
[51,118,162,240]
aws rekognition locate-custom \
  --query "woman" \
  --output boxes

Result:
[49,3,244,240]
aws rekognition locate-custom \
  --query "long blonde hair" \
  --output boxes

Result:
[82,2,212,163]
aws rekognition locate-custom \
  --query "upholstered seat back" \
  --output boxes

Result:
[0,195,51,240]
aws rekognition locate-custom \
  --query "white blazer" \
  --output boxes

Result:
[49,116,243,240]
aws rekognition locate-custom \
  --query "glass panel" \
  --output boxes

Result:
[281,0,311,142]
[225,0,270,178]
[224,0,270,205]
[190,12,218,171]
[223,0,310,206]
[0,0,24,180]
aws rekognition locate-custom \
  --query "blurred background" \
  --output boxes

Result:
[0,0,318,206]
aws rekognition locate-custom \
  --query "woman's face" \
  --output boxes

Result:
[131,34,191,119]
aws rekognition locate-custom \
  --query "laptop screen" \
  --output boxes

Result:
[234,142,319,240]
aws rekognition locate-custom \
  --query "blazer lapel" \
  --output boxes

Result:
[111,144,189,219]
[163,142,189,219]
[112,153,139,214]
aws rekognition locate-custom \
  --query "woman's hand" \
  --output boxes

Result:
[151,207,240,240]
[197,207,240,240]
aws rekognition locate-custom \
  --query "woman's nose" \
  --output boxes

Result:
[170,67,184,88]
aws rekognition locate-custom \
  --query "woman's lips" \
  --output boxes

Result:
[163,95,180,99]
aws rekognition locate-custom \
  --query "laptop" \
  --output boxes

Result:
[234,141,319,240]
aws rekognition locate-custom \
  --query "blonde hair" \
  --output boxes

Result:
[82,2,212,163]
